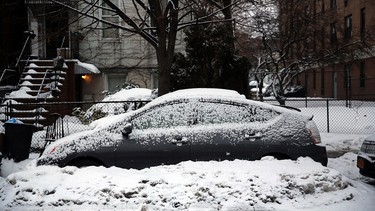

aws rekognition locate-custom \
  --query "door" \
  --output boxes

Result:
[189,101,276,161]
[115,102,191,169]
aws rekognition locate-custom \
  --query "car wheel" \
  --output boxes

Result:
[68,158,104,168]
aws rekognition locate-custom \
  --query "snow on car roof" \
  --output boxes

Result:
[151,88,245,104]
[166,88,245,98]
[149,88,306,115]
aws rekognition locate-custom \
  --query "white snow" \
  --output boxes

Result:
[77,61,100,74]
[84,88,153,119]
[1,148,374,210]
[160,88,246,101]
[1,89,374,210]
[27,63,39,68]
[26,69,37,74]
[101,88,153,102]
[6,87,34,98]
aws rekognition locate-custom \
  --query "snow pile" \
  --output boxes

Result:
[7,87,34,99]
[322,133,368,153]
[328,152,362,181]
[0,158,358,210]
[27,63,39,68]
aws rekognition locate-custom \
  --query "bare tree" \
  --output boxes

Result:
[50,0,238,96]
[236,0,375,104]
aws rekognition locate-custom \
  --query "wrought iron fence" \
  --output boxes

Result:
[1,98,374,153]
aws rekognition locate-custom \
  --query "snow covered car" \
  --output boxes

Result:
[357,135,375,178]
[37,88,327,168]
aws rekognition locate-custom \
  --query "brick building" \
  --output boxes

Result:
[280,0,375,100]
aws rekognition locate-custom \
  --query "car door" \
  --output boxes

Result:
[189,100,276,161]
[115,102,191,169]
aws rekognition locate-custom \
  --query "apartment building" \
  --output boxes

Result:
[25,0,185,101]
[280,0,375,100]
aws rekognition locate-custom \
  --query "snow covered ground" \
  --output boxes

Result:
[0,133,374,210]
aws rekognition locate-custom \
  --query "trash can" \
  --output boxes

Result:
[0,133,5,155]
[4,122,35,162]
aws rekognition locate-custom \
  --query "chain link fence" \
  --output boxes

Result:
[263,98,375,134]
[1,98,374,153]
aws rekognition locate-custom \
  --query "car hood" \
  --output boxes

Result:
[38,113,131,163]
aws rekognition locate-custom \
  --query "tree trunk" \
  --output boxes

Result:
[149,0,179,96]
[156,48,172,96]
[222,0,235,51]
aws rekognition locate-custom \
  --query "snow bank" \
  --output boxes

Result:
[0,158,360,210]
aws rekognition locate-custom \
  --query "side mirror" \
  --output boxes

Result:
[122,123,133,137]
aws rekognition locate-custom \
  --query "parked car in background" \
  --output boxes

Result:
[82,88,155,122]
[357,135,375,178]
[38,88,327,169]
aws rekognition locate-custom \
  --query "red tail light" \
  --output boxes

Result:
[306,121,321,144]
[307,129,321,144]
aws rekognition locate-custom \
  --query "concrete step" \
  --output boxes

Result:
[23,69,66,75]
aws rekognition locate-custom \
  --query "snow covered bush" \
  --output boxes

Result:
[80,88,155,123]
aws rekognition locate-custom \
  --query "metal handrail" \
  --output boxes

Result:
[36,69,52,100]
[25,0,71,5]
[0,68,16,85]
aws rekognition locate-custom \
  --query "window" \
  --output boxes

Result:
[330,0,336,9]
[344,0,348,7]
[321,0,325,13]
[313,69,316,89]
[194,101,279,125]
[133,103,190,130]
[321,69,325,96]
[101,0,120,38]
[360,8,366,40]
[151,72,158,90]
[107,74,127,93]
[344,64,352,89]
[321,27,325,49]
[360,62,366,88]
[344,15,352,41]
[331,22,337,45]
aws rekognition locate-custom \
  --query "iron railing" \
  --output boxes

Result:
[25,0,71,5]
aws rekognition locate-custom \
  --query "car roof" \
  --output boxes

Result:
[146,88,310,116]
[156,88,246,101]
[90,88,312,130]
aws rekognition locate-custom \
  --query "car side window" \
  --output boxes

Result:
[195,101,279,125]
[132,103,190,130]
